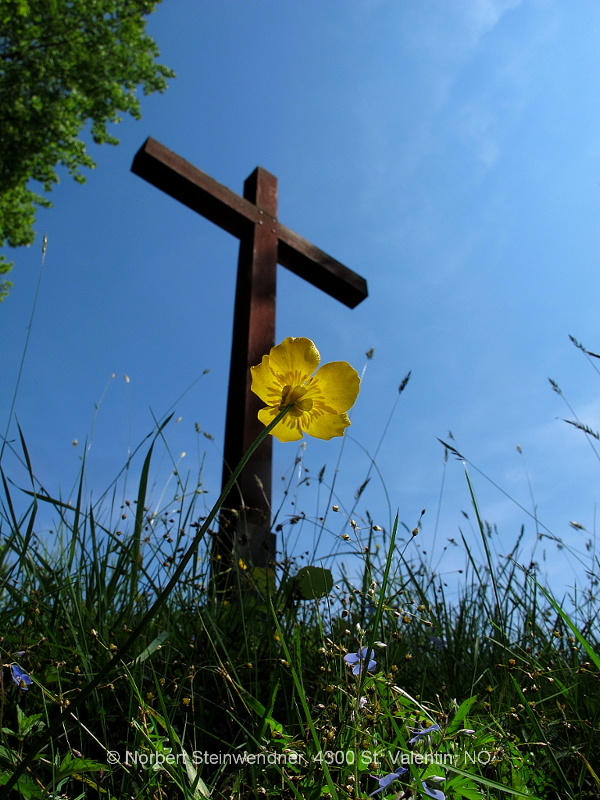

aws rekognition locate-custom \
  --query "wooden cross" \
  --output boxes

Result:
[131,138,368,578]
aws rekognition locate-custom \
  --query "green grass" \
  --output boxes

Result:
[1,349,599,799]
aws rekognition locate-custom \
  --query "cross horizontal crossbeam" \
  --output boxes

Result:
[132,138,367,308]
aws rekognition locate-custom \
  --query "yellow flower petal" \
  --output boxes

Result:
[267,337,320,383]
[251,355,283,406]
[304,411,352,440]
[306,361,360,414]
[258,406,304,442]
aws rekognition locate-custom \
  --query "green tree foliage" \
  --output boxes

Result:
[0,0,174,299]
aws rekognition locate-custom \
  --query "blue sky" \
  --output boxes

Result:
[1,0,599,594]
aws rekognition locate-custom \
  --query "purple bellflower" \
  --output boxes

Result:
[343,647,377,675]
[10,664,33,691]
[421,778,445,800]
[407,723,440,744]
[369,767,408,796]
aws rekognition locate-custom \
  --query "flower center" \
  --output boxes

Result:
[280,384,314,417]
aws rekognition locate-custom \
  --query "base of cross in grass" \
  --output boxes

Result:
[131,138,368,593]
[213,514,276,596]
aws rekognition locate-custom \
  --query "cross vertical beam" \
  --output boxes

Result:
[218,168,278,573]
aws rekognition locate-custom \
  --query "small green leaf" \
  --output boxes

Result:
[0,771,43,799]
[16,710,44,738]
[56,752,105,780]
[295,566,333,600]
[446,775,483,800]
[446,696,477,736]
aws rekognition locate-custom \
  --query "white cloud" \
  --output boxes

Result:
[466,0,524,38]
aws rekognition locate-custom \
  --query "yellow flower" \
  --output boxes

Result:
[250,337,360,443]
